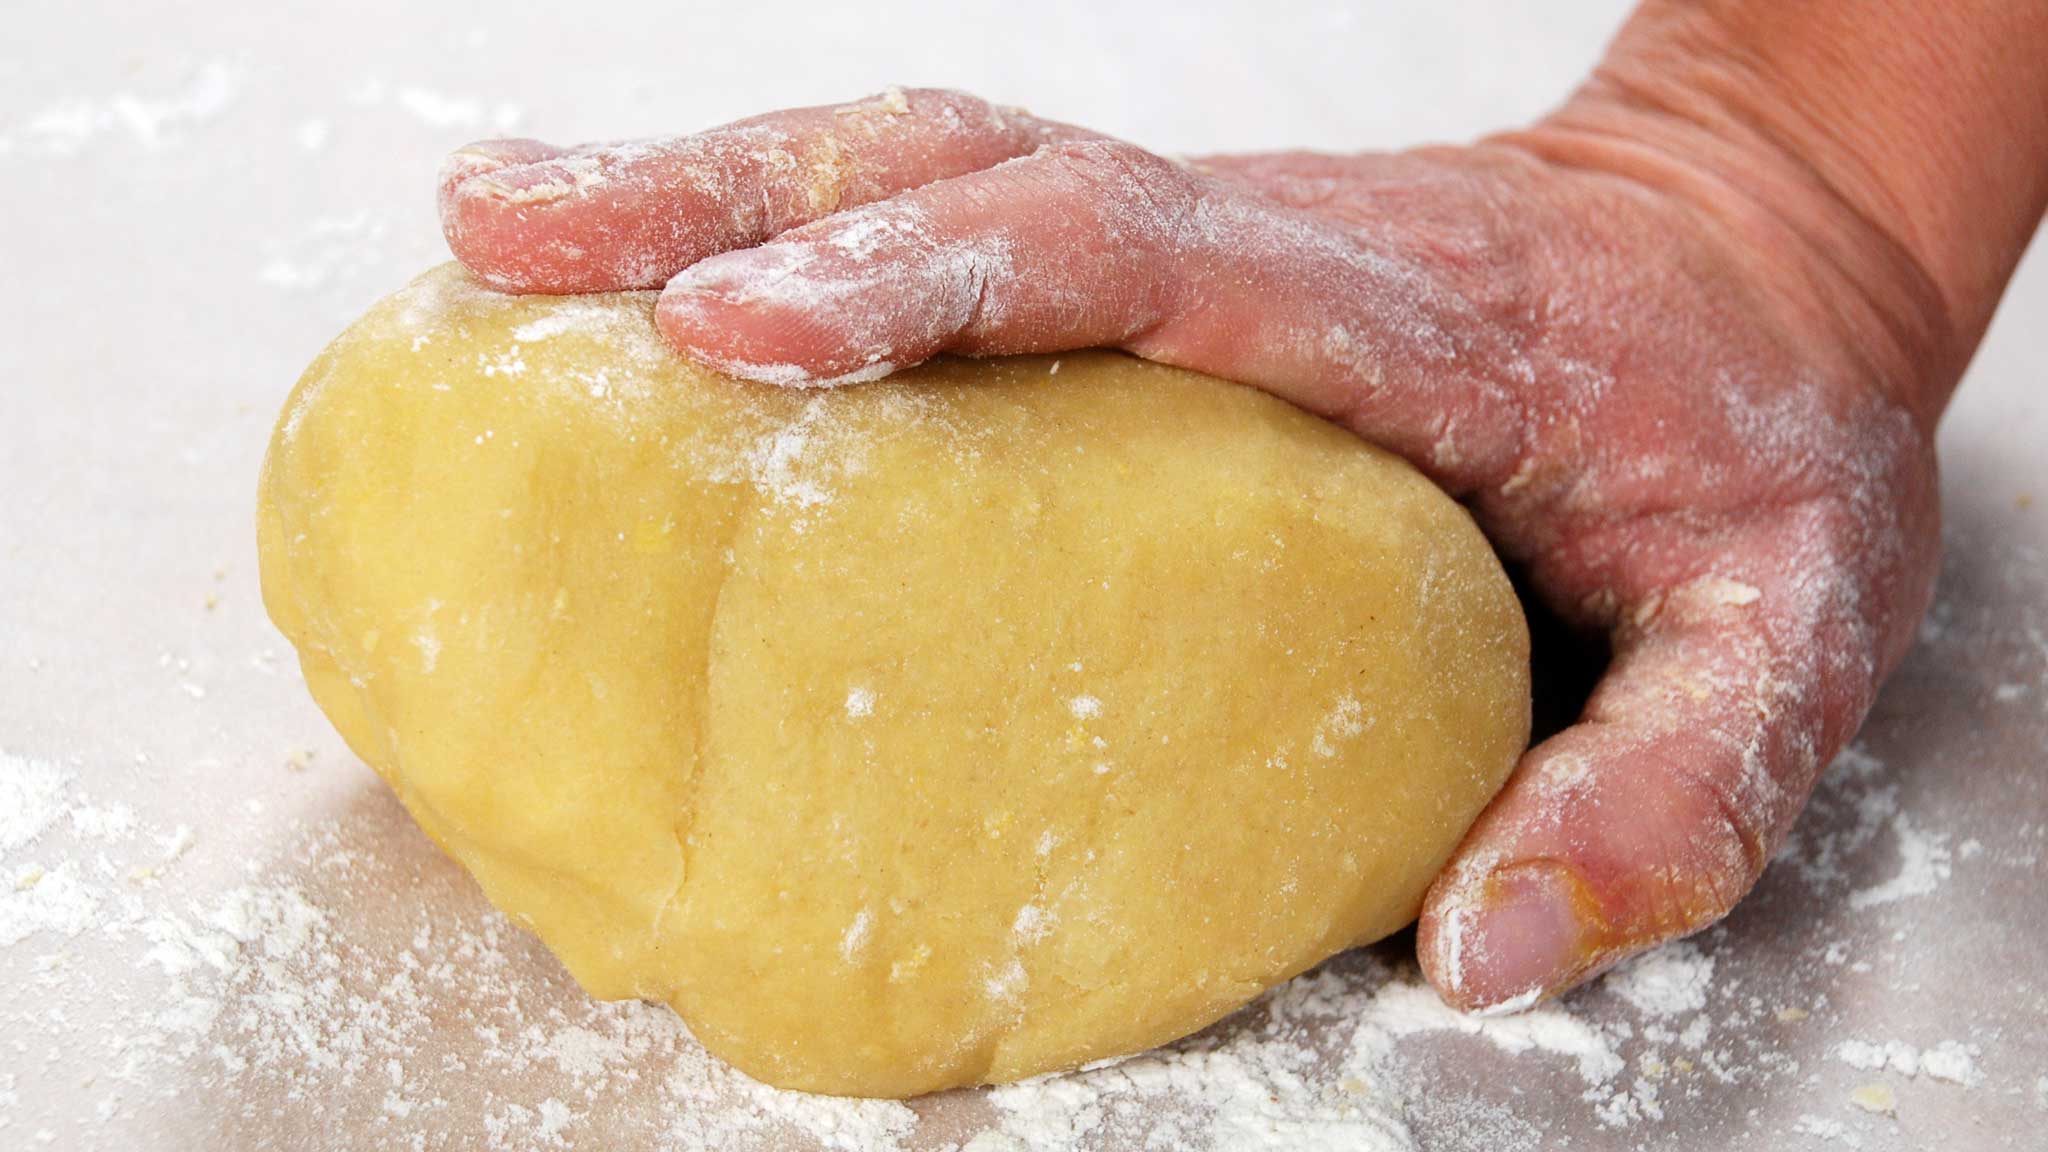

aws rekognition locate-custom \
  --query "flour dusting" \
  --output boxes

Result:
[12,61,237,155]
[2,719,2023,1150]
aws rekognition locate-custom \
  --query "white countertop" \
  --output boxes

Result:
[3,2,2044,1148]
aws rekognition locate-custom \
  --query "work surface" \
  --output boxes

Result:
[2,2,2043,1148]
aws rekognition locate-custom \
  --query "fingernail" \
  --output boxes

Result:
[439,145,509,189]
[1442,864,1606,1014]
[466,155,609,206]
[664,245,817,303]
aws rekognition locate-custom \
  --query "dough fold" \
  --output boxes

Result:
[258,264,1530,1096]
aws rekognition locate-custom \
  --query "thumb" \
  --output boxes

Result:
[1416,515,1900,1012]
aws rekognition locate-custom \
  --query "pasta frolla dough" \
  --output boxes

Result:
[257,264,1531,1097]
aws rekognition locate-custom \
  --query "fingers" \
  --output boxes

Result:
[657,139,1531,490]
[1416,500,1903,1013]
[653,140,1195,388]
[440,88,1084,293]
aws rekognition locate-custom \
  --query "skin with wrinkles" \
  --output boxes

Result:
[435,3,2048,1014]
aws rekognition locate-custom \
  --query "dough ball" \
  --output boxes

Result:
[258,265,1529,1096]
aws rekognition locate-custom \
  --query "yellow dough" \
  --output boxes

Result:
[257,264,1530,1097]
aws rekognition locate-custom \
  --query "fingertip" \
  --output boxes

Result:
[1421,860,1617,1014]
[654,250,894,387]
[436,139,568,207]
[655,245,810,358]
[653,270,771,377]
[445,152,669,293]
[655,224,968,386]
[439,140,598,292]
[1417,629,1805,1015]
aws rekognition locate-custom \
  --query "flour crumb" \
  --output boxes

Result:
[1848,1081,1896,1115]
[259,212,390,292]
[984,959,1028,1004]
[1607,942,1714,1018]
[1849,813,1953,907]
[19,60,236,155]
[1311,694,1369,758]
[1834,1037,1981,1086]
[839,908,873,962]
[1691,576,1763,606]
[392,87,519,132]
[1,753,72,854]
[1011,904,1052,945]
[1792,1114,1864,1148]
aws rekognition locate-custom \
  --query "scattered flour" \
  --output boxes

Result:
[1833,1038,1982,1087]
[2,862,102,947]
[396,87,486,129]
[395,87,522,133]
[343,79,521,133]
[295,118,330,152]
[1010,904,1052,945]
[1365,979,1624,1088]
[259,212,391,292]
[1848,813,1954,908]
[13,61,237,155]
[1847,1080,1896,1115]
[1607,942,1714,1019]
[1792,1113,1864,1148]
[741,398,867,515]
[844,687,876,719]
[0,728,2018,1148]
[0,751,1631,1150]
[0,753,70,854]
[509,304,624,344]
[1309,695,1369,759]
[839,908,873,962]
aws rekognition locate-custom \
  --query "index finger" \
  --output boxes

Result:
[439,88,1089,293]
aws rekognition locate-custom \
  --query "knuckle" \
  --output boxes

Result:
[1637,782,1762,936]
[883,88,1046,148]
[1569,726,1779,938]
[1040,139,1204,247]
[899,86,982,116]
[1669,731,1784,886]
[1046,137,1177,181]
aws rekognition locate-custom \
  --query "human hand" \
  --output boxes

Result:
[434,3,2046,1011]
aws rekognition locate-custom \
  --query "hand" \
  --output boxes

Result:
[435,17,2033,1006]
